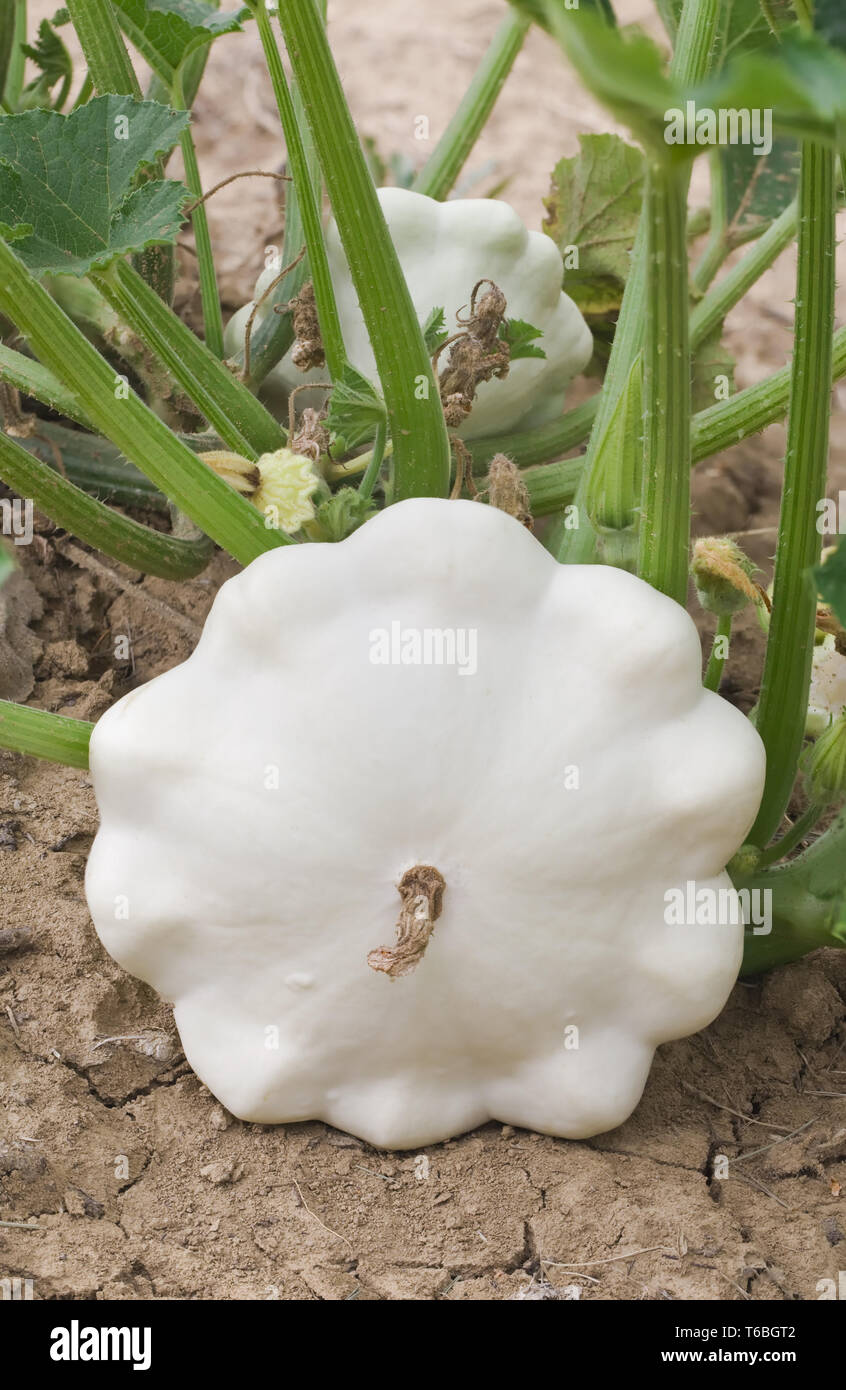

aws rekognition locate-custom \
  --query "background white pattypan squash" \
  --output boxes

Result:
[85,500,765,1150]
[224,187,593,439]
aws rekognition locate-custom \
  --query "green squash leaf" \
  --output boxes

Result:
[113,0,249,86]
[499,317,546,362]
[422,305,449,355]
[0,96,189,276]
[326,364,387,455]
[543,133,644,318]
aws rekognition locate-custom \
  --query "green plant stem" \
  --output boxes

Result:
[670,0,721,86]
[555,220,647,562]
[240,79,318,388]
[91,258,285,458]
[692,151,728,292]
[412,11,529,200]
[692,322,846,460]
[173,68,223,358]
[703,613,732,691]
[72,72,94,110]
[65,0,141,97]
[522,456,583,517]
[252,1,345,382]
[18,421,169,512]
[0,343,93,429]
[756,803,826,870]
[274,0,451,500]
[0,429,211,579]
[0,240,285,564]
[690,199,797,345]
[2,1,27,109]
[0,701,92,769]
[637,159,691,603]
[749,142,836,847]
[469,211,817,473]
[736,812,846,973]
[467,321,846,511]
[555,0,719,565]
[358,420,387,501]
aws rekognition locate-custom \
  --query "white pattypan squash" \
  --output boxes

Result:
[85,500,764,1150]
[224,187,593,440]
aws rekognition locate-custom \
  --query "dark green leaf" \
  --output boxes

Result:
[543,133,644,317]
[326,363,387,455]
[113,0,249,87]
[0,96,189,276]
[499,317,546,361]
[815,539,846,629]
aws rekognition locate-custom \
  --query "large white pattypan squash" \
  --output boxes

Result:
[85,501,765,1149]
[224,187,593,440]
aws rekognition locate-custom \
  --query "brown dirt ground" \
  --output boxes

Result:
[1,1,845,1302]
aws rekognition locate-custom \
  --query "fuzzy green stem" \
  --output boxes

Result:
[92,258,285,458]
[690,200,797,345]
[274,0,451,500]
[756,803,826,870]
[358,420,388,501]
[18,421,168,512]
[637,159,691,603]
[239,80,318,388]
[0,701,92,769]
[252,1,345,382]
[0,343,93,430]
[412,11,529,201]
[554,0,719,565]
[670,0,721,87]
[703,613,732,691]
[691,151,728,293]
[692,322,846,460]
[0,429,211,579]
[472,320,846,512]
[72,72,94,110]
[0,240,285,564]
[469,212,815,474]
[174,68,224,358]
[749,142,836,847]
[1,1,27,110]
[65,0,141,97]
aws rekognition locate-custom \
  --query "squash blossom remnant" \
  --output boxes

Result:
[200,447,322,534]
[691,536,762,616]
